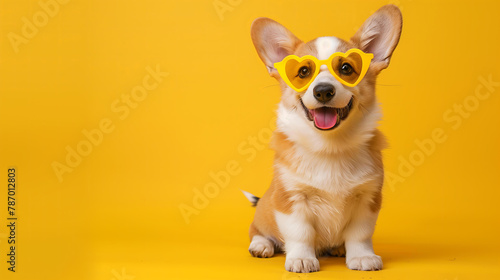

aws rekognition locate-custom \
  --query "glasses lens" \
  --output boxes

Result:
[285,58,316,90]
[331,52,363,85]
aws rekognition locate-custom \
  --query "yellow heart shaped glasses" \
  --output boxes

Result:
[273,48,374,92]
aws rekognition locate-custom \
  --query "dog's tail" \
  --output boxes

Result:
[241,190,260,207]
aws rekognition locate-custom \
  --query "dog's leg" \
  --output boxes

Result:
[275,210,319,273]
[343,195,382,271]
[248,235,275,258]
[248,223,275,258]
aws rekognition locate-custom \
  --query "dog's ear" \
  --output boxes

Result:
[350,5,402,72]
[251,18,302,78]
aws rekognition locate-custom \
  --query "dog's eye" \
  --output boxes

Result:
[297,66,311,78]
[339,63,353,76]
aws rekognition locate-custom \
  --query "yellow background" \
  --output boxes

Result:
[1,0,500,279]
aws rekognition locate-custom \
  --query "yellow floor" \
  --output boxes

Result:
[88,237,499,280]
[4,204,499,280]
[89,217,500,280]
[94,241,498,280]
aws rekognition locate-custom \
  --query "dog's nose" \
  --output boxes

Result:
[313,83,335,103]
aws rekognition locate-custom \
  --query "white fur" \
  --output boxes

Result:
[276,95,382,154]
[241,190,258,204]
[275,209,319,272]
[301,36,352,110]
[301,71,353,110]
[343,197,383,270]
[276,144,375,193]
[316,37,340,60]
[248,235,274,258]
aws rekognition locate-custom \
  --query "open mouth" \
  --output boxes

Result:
[300,98,354,130]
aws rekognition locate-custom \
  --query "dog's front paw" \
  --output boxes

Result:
[346,255,382,271]
[285,258,320,273]
[248,236,274,258]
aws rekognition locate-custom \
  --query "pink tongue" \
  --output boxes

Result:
[311,107,337,129]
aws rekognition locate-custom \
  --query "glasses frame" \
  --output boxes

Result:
[273,48,374,92]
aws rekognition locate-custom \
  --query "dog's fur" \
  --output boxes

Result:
[247,5,402,272]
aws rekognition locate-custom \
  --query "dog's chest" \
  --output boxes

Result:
[279,146,378,247]
[283,145,375,192]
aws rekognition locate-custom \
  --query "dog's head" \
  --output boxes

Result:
[251,5,402,148]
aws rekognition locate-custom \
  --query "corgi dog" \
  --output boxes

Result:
[246,5,402,273]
